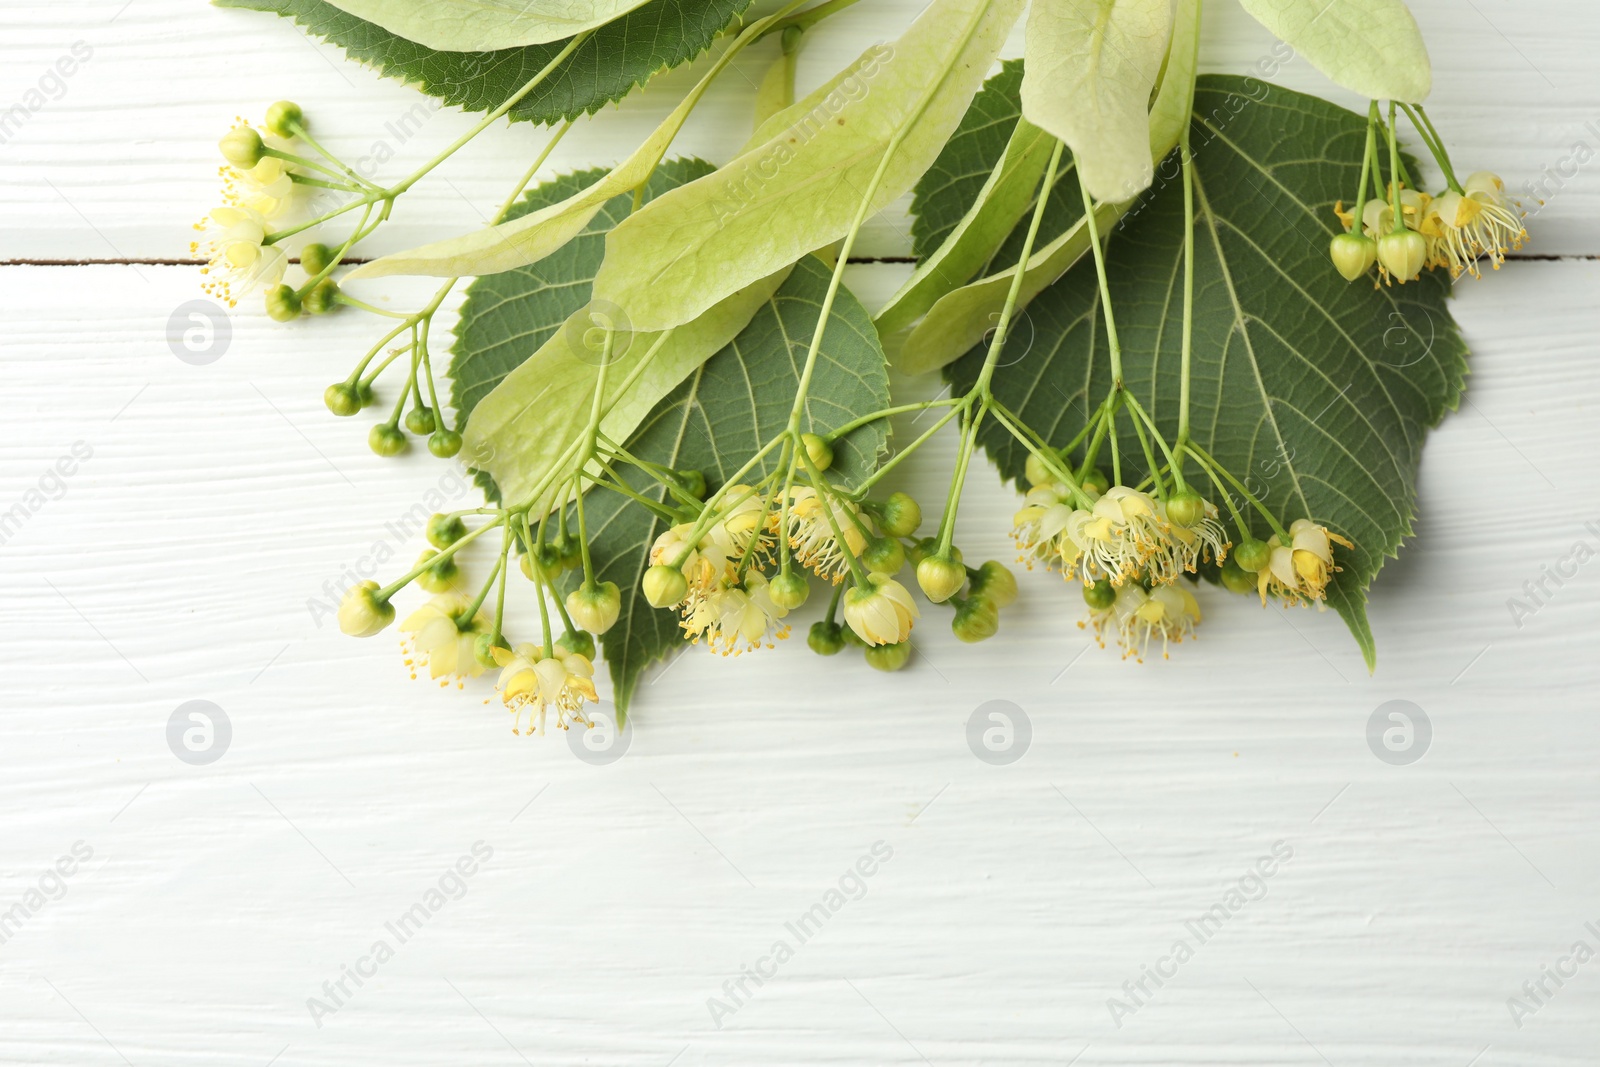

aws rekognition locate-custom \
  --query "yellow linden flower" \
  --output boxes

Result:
[1421,172,1527,278]
[1159,495,1230,575]
[191,205,286,306]
[491,643,598,735]
[842,573,918,646]
[681,572,791,655]
[400,593,487,687]
[1257,519,1354,606]
[1011,484,1083,575]
[1107,583,1201,662]
[785,486,870,583]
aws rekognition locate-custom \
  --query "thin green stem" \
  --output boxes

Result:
[1078,180,1125,386]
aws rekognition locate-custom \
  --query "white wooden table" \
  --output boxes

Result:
[3,2,1598,1064]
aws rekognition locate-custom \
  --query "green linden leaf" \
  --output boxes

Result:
[451,168,889,718]
[215,0,751,126]
[319,0,657,51]
[942,76,1468,668]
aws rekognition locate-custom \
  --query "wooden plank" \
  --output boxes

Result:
[0,0,1595,260]
[1,256,1597,1062]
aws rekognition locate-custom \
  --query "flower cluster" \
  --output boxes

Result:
[194,118,300,307]
[1335,173,1526,284]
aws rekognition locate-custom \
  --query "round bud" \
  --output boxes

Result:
[1081,467,1110,496]
[1024,450,1057,487]
[877,491,922,539]
[302,279,339,315]
[768,570,810,611]
[264,283,301,322]
[1083,578,1115,612]
[1165,488,1207,529]
[862,536,905,575]
[916,553,966,603]
[1234,538,1271,573]
[264,100,304,139]
[800,433,834,472]
[1377,229,1428,283]
[519,544,562,583]
[952,597,1000,644]
[337,580,393,637]
[567,581,621,635]
[642,564,689,608]
[324,382,361,417]
[404,405,437,436]
[426,513,467,549]
[1329,232,1377,282]
[300,241,334,277]
[556,630,596,660]
[1219,556,1257,595]
[219,125,265,169]
[558,538,583,571]
[807,620,846,656]
[472,632,507,669]
[969,560,1018,608]
[368,423,406,457]
[675,469,707,500]
[428,430,463,459]
[864,640,912,673]
[416,549,459,593]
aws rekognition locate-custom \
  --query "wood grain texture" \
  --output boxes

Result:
[2,1,1599,1064]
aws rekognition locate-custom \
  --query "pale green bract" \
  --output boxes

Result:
[463,273,789,513]
[350,5,796,280]
[1235,0,1432,102]
[319,0,655,51]
[875,117,1054,338]
[900,0,1199,374]
[1021,0,1174,203]
[589,0,1028,333]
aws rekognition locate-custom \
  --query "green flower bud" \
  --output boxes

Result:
[300,241,334,277]
[1329,232,1377,281]
[1165,488,1207,529]
[864,640,911,672]
[1083,578,1115,612]
[877,491,922,539]
[368,423,406,457]
[264,283,301,322]
[907,536,939,567]
[768,570,810,610]
[1081,467,1110,496]
[1377,228,1427,283]
[302,279,339,315]
[916,553,966,603]
[807,620,846,656]
[428,430,463,459]
[519,544,562,583]
[415,549,460,593]
[324,382,361,417]
[337,580,393,637]
[675,469,707,500]
[800,432,834,471]
[951,596,1000,643]
[426,513,467,549]
[642,564,689,608]
[557,537,583,571]
[473,632,508,669]
[404,405,437,436]
[1219,555,1257,595]
[1234,538,1271,573]
[969,560,1018,608]
[264,100,304,139]
[567,581,621,635]
[556,630,596,660]
[219,125,264,169]
[1024,450,1060,487]
[862,536,905,575]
